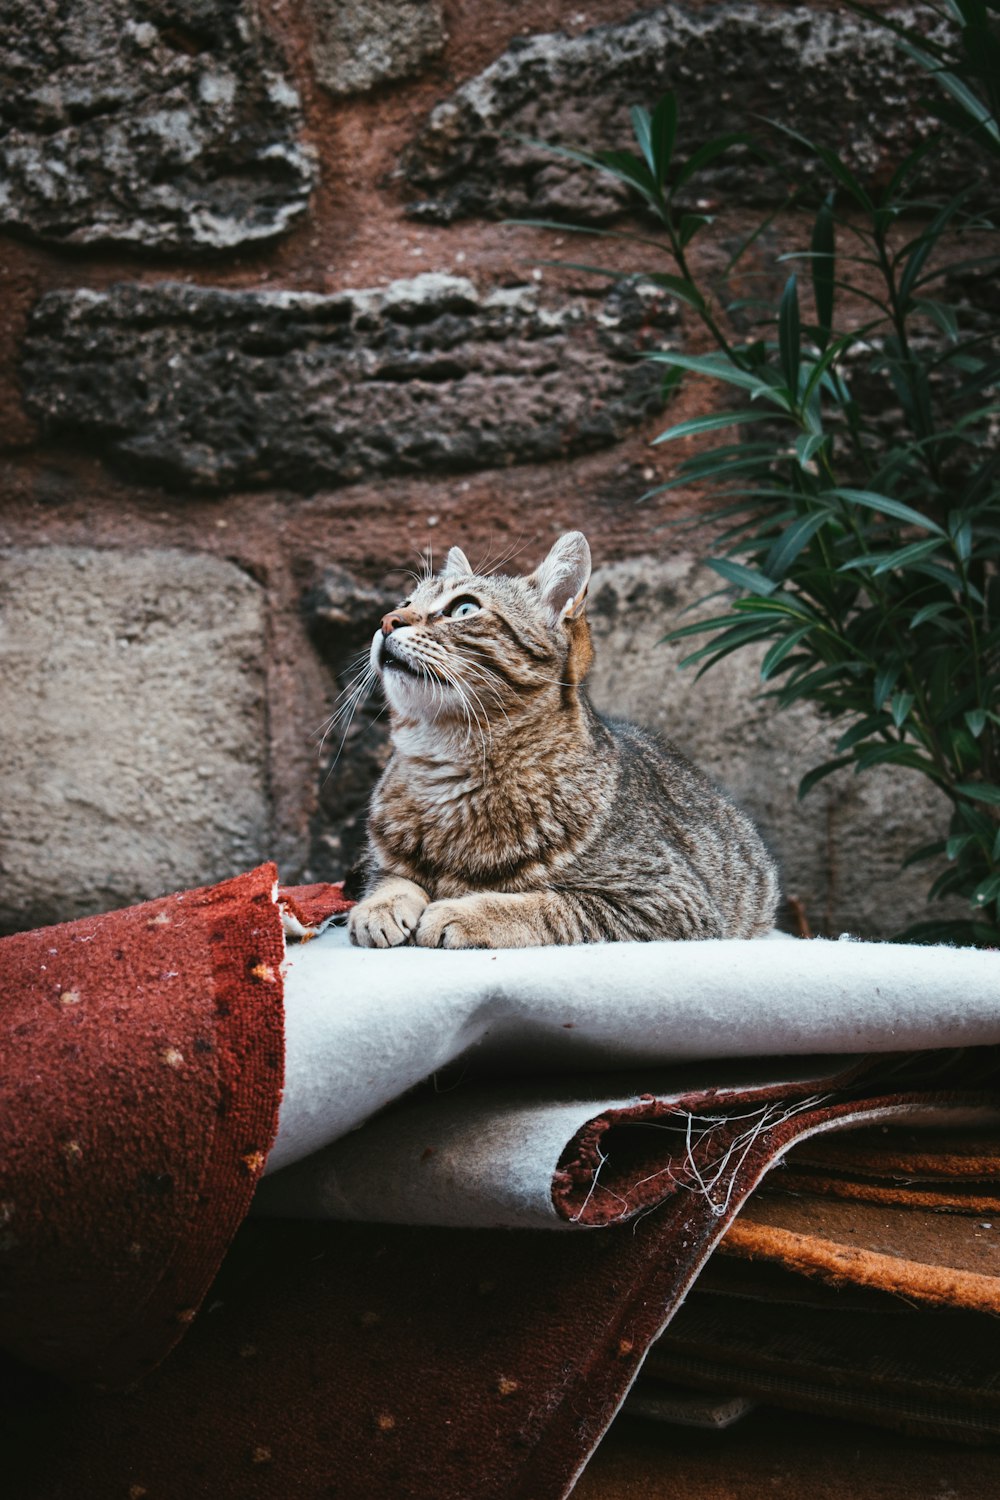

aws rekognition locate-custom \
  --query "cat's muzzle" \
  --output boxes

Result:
[380,635,428,681]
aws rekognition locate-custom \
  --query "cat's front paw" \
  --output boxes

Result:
[414,897,493,950]
[349,880,429,948]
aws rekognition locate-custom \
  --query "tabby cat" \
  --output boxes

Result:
[348,532,779,948]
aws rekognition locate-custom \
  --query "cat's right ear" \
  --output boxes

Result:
[440,546,473,580]
[532,531,592,625]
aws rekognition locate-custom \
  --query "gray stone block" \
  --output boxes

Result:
[0,548,271,932]
[404,3,963,224]
[309,0,445,96]
[22,274,678,493]
[0,0,316,251]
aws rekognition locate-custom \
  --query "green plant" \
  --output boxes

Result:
[522,1,1000,943]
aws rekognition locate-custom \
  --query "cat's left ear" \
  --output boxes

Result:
[440,546,472,580]
[533,531,591,625]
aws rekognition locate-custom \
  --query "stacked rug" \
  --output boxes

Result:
[1,863,997,1498]
[633,1115,1000,1445]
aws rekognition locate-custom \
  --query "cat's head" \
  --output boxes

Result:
[371,531,593,728]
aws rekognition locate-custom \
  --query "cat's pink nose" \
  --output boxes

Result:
[381,608,417,636]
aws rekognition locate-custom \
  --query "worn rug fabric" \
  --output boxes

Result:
[1,864,998,1499]
[634,1118,1000,1445]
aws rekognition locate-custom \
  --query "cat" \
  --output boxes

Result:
[348,531,779,948]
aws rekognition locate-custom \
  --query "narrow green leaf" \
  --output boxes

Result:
[971,874,1000,907]
[778,274,801,398]
[650,92,678,181]
[773,662,848,705]
[950,515,973,562]
[854,743,940,775]
[900,38,1000,148]
[765,511,831,576]
[795,433,825,469]
[594,148,658,197]
[827,488,946,535]
[652,409,774,445]
[898,186,980,308]
[532,263,707,314]
[673,132,753,190]
[801,327,875,410]
[955,801,997,835]
[873,660,902,708]
[890,689,916,728]
[759,625,814,681]
[871,538,946,575]
[798,757,852,799]
[946,834,973,861]
[731,595,820,622]
[910,600,957,628]
[912,561,982,600]
[662,612,751,643]
[630,105,655,176]
[837,712,892,752]
[679,620,775,669]
[706,558,779,594]
[927,865,973,902]
[838,539,943,574]
[646,351,789,403]
[955,782,1000,805]
[903,839,948,868]
[966,708,988,738]
[678,213,713,248]
[914,298,960,340]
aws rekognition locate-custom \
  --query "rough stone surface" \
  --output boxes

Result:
[309,0,445,96]
[0,0,316,251]
[404,3,959,224]
[0,547,271,932]
[307,553,961,938]
[22,274,678,493]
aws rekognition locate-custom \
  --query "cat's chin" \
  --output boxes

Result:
[381,666,450,718]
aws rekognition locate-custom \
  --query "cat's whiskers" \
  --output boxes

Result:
[450,646,575,711]
[381,638,492,765]
[447,651,513,728]
[316,657,378,750]
[316,662,381,781]
[433,657,494,771]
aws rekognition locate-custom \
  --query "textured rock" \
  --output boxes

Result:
[309,0,445,96]
[404,3,953,224]
[0,0,316,251]
[0,548,270,932]
[22,274,678,493]
[305,553,962,937]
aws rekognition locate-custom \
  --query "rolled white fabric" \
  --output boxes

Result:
[267,925,999,1176]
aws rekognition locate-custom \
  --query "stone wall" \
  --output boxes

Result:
[0,0,961,936]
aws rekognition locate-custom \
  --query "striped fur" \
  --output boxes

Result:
[349,532,779,948]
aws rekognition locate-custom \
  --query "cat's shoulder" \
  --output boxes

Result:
[598,710,716,789]
[599,710,684,761]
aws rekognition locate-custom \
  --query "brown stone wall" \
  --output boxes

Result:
[0,0,959,935]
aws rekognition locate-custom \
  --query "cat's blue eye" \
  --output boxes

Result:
[448,599,480,620]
